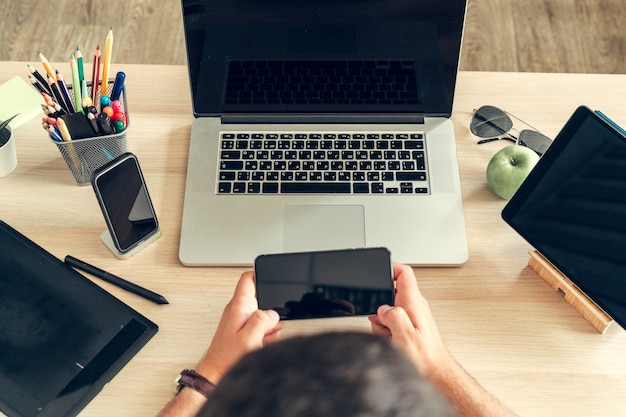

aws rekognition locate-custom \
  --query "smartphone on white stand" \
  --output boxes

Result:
[91,153,161,259]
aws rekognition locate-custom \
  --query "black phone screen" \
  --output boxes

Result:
[254,248,394,320]
[92,154,159,253]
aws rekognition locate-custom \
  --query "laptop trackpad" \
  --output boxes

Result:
[282,205,365,252]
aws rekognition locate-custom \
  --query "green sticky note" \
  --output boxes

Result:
[0,76,44,129]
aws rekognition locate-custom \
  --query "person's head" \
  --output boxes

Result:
[198,331,455,417]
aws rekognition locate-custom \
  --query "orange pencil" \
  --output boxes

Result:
[38,51,56,82]
[100,28,114,97]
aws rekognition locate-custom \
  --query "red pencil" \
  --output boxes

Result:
[91,45,101,105]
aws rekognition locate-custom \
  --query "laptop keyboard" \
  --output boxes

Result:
[217,132,429,195]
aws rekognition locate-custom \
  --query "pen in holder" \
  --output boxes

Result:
[50,80,129,185]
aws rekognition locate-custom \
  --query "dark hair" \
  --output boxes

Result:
[198,331,455,417]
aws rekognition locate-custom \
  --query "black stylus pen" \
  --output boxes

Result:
[64,255,169,305]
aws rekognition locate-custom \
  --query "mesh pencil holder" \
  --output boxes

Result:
[51,80,129,185]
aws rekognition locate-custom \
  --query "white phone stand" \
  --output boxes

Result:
[101,228,161,260]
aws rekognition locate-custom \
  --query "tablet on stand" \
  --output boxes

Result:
[502,106,626,333]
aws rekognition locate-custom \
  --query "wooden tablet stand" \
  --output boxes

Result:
[527,250,614,333]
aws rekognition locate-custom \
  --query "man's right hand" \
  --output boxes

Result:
[369,264,519,417]
[368,263,453,377]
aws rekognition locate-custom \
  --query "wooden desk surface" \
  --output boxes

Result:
[2,62,625,416]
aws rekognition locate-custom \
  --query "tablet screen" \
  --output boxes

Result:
[502,106,626,330]
[0,221,158,417]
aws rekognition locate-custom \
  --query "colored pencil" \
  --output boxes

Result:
[27,63,52,95]
[39,51,56,81]
[28,75,46,94]
[55,69,76,113]
[75,47,85,93]
[56,118,72,142]
[91,45,101,104]
[100,28,113,97]
[70,56,83,113]
[48,74,70,114]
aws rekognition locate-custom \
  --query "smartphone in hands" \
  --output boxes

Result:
[91,153,160,257]
[254,247,394,320]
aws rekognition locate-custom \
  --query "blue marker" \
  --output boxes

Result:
[100,94,111,110]
[110,71,125,101]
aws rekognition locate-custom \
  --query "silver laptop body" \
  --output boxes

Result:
[179,0,468,266]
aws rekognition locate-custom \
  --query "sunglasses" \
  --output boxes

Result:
[470,105,552,156]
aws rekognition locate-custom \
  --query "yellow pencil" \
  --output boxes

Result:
[57,118,82,174]
[38,51,56,82]
[57,118,72,141]
[100,28,114,97]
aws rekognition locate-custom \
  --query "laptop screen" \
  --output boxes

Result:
[181,0,467,117]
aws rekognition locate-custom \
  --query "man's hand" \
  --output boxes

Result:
[368,263,452,376]
[369,264,519,417]
[157,271,284,417]
[197,271,284,384]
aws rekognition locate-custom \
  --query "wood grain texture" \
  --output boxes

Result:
[1,0,624,73]
[1,61,626,417]
[461,0,626,73]
[0,0,186,66]
[528,250,614,334]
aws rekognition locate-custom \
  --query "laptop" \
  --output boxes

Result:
[178,0,469,266]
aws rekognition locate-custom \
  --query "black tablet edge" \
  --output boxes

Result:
[502,105,593,224]
[45,318,157,417]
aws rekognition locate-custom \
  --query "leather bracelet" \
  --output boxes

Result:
[175,369,215,399]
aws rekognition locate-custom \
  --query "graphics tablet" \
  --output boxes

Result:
[502,106,626,330]
[0,221,158,417]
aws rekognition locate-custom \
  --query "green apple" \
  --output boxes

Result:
[486,145,540,200]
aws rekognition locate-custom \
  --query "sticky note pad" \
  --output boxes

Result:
[0,76,44,128]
